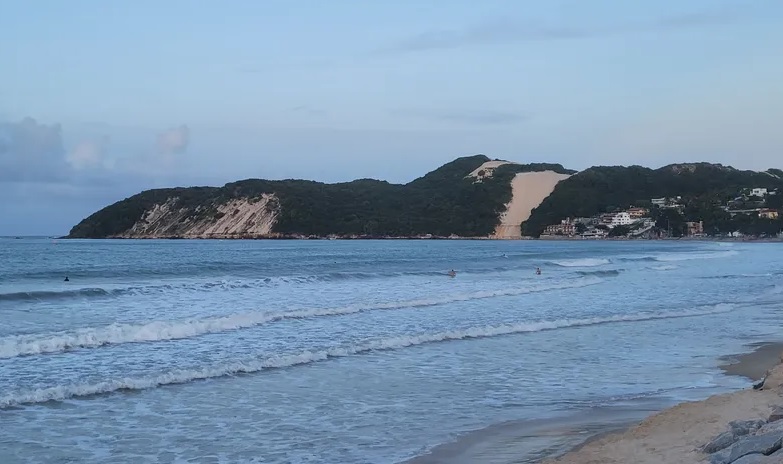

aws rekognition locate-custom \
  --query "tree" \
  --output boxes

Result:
[608,225,630,237]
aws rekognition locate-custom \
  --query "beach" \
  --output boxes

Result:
[544,342,783,464]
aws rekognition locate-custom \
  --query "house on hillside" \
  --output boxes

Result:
[759,208,779,219]
[611,212,633,227]
[751,188,769,197]
[627,207,648,219]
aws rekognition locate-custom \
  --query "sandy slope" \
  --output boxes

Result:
[493,171,571,239]
[546,357,783,464]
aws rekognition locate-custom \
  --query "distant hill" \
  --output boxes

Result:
[67,155,574,239]
[522,163,783,237]
[68,158,783,239]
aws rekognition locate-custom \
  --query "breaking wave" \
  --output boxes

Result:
[550,258,610,267]
[0,288,120,302]
[0,303,735,408]
[653,250,739,262]
[576,270,622,277]
[0,277,603,359]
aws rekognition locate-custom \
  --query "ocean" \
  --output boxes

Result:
[1,238,782,463]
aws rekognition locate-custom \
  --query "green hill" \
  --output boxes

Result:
[67,155,574,239]
[522,163,783,237]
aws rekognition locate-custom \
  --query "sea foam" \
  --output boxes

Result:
[0,302,734,408]
[0,278,602,359]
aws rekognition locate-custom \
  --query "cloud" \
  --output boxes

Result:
[390,108,527,125]
[0,118,69,182]
[373,7,750,56]
[67,136,110,170]
[156,125,190,155]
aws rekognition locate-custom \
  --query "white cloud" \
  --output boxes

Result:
[156,125,190,155]
[66,137,109,170]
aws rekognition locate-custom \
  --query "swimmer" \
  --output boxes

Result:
[64,276,70,282]
[447,269,457,278]
[535,268,541,275]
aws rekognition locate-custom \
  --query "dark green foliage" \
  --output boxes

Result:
[608,225,630,237]
[523,163,783,237]
[68,156,573,238]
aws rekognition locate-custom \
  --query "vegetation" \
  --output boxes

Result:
[523,164,783,237]
[68,155,574,238]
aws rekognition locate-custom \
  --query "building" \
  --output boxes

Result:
[759,208,779,219]
[543,219,577,236]
[626,207,649,219]
[686,221,704,236]
[751,188,769,197]
[611,212,633,227]
[651,198,667,207]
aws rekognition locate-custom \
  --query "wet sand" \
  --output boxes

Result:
[406,342,783,464]
[720,342,783,381]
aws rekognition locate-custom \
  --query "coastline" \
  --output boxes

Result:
[545,342,783,464]
[60,234,781,242]
[406,342,783,464]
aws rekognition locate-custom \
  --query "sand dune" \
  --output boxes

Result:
[493,171,571,239]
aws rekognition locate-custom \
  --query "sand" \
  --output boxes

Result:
[493,171,571,239]
[545,344,783,464]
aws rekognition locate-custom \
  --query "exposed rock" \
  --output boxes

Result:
[726,433,783,463]
[705,431,741,453]
[730,454,773,464]
[756,420,783,436]
[731,420,767,437]
[768,406,783,423]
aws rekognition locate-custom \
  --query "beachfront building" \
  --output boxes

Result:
[759,208,780,219]
[611,212,633,227]
[543,219,577,236]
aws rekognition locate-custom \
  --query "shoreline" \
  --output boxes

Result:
[58,235,782,242]
[406,342,783,464]
[545,341,783,464]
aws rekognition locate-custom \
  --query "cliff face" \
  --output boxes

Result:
[116,195,279,238]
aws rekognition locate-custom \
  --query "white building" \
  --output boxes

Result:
[611,212,633,227]
[751,188,768,197]
[651,198,667,207]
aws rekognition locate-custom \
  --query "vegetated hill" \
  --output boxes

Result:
[522,163,783,237]
[68,155,574,239]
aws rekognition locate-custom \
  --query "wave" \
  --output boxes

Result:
[550,258,610,268]
[0,278,603,359]
[0,303,735,408]
[0,271,452,304]
[650,265,678,271]
[701,273,773,280]
[653,250,739,262]
[0,288,120,302]
[576,270,622,277]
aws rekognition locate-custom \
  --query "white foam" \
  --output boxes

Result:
[0,278,602,359]
[0,303,735,408]
[550,258,610,267]
[650,265,678,271]
[654,250,738,262]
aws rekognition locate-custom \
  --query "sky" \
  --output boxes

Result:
[1,0,783,235]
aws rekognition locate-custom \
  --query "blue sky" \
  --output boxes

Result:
[1,0,782,235]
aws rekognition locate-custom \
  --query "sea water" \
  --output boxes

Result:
[0,238,782,463]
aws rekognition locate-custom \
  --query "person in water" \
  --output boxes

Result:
[64,276,69,282]
[535,268,541,275]
[448,269,457,277]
